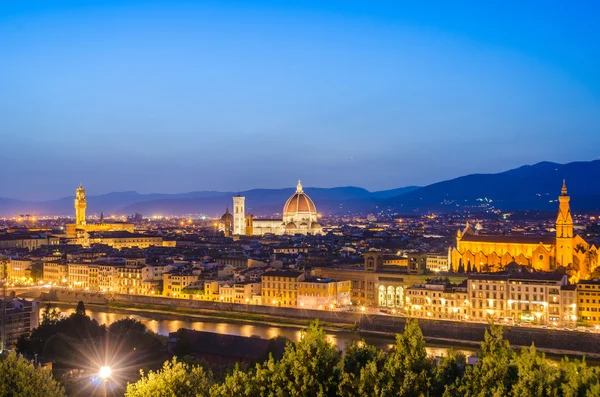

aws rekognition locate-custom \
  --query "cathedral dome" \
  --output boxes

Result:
[283,181,317,215]
[220,207,233,222]
[286,222,297,230]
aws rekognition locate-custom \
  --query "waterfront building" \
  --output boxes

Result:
[162,271,200,298]
[117,264,146,295]
[297,277,351,309]
[451,182,599,277]
[405,280,469,321]
[261,270,305,307]
[65,183,134,238]
[313,252,466,308]
[68,263,91,289]
[577,280,600,326]
[96,263,120,292]
[8,258,33,284]
[43,260,69,286]
[467,269,568,325]
[506,272,567,325]
[560,284,578,327]
[233,181,322,236]
[219,281,262,304]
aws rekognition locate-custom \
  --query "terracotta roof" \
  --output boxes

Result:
[460,233,555,245]
[283,192,317,214]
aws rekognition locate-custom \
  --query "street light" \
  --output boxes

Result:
[99,366,112,380]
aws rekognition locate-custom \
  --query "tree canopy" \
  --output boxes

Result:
[125,319,600,397]
[0,352,65,397]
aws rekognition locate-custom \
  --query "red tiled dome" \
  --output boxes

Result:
[283,181,317,215]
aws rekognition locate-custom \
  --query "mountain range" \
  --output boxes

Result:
[1,160,599,217]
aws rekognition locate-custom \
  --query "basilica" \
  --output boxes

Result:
[220,181,322,236]
[451,181,599,280]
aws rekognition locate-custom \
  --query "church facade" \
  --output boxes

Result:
[451,181,598,280]
[223,181,322,236]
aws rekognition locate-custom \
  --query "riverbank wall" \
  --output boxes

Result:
[43,289,600,354]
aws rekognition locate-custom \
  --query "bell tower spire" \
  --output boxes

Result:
[556,179,573,267]
[74,183,87,227]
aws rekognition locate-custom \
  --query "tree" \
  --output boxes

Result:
[447,324,516,397]
[125,357,212,397]
[75,301,86,316]
[458,258,465,273]
[509,345,560,396]
[377,318,435,396]
[556,357,600,396]
[432,349,466,396]
[337,341,386,396]
[269,320,341,396]
[0,352,65,397]
[41,303,62,326]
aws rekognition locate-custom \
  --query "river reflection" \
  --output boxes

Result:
[57,305,476,357]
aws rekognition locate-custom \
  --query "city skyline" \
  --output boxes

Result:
[2,1,600,200]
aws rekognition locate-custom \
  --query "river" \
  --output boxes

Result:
[55,304,477,358]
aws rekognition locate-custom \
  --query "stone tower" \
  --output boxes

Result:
[233,194,246,235]
[555,179,573,267]
[364,251,383,272]
[75,183,87,227]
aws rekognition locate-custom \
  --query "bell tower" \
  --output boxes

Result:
[75,183,87,227]
[555,179,573,267]
[233,194,246,235]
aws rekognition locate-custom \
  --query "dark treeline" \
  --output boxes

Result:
[126,319,600,397]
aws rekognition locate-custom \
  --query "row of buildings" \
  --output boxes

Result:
[11,250,599,327]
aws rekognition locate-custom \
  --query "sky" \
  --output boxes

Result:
[1,0,600,200]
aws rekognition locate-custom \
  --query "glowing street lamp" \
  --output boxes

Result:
[99,366,112,380]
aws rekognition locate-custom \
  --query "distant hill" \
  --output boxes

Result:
[371,186,421,199]
[386,160,600,213]
[0,186,412,217]
[2,160,599,216]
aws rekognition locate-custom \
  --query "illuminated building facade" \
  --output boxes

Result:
[42,260,68,285]
[468,271,568,325]
[314,252,467,308]
[261,270,305,307]
[65,183,134,238]
[405,281,469,321]
[577,280,600,326]
[233,181,323,236]
[7,259,33,284]
[297,278,351,309]
[451,181,598,278]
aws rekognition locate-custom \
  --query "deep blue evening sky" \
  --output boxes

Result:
[2,0,600,200]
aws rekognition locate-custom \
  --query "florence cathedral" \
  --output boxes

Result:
[220,180,322,236]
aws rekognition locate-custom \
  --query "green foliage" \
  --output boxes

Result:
[125,357,213,397]
[0,352,65,397]
[446,324,516,397]
[118,320,600,397]
[375,319,435,396]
